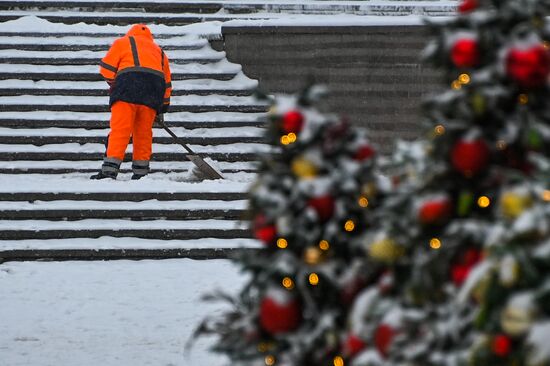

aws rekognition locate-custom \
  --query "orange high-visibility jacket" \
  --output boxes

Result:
[99,24,172,113]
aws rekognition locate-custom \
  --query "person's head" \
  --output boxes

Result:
[127,24,153,39]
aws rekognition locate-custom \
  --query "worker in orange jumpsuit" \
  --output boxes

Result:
[91,24,172,180]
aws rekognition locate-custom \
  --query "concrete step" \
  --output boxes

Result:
[0,42,205,51]
[0,1,224,13]
[0,104,267,113]
[0,119,265,129]
[0,159,258,174]
[0,247,258,262]
[0,227,251,240]
[0,135,264,145]
[0,72,237,81]
[0,217,251,240]
[0,1,457,17]
[0,209,244,220]
[0,191,248,201]
[0,151,259,162]
[0,88,253,97]
[0,198,247,220]
[0,167,256,174]
[2,57,224,65]
[0,31,210,38]
[0,13,233,26]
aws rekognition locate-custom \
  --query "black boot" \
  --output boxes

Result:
[131,173,146,180]
[131,161,149,181]
[90,171,117,180]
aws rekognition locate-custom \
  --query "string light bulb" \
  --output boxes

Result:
[459,73,471,84]
[276,238,288,249]
[451,80,462,90]
[309,273,320,286]
[287,132,297,143]
[518,94,529,105]
[543,190,550,202]
[282,277,294,290]
[319,240,330,251]
[429,238,442,249]
[333,356,345,366]
[478,196,491,208]
[265,355,276,365]
[344,220,355,232]
[434,124,445,136]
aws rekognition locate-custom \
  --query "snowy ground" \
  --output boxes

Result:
[0,259,244,366]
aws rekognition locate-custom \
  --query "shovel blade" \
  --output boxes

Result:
[187,154,224,180]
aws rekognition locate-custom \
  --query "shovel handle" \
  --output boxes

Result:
[157,118,195,155]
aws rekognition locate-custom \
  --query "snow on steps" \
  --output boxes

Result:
[0,1,458,26]
[0,20,266,260]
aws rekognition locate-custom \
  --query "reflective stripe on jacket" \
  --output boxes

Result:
[99,24,172,113]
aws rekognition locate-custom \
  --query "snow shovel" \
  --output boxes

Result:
[156,116,224,180]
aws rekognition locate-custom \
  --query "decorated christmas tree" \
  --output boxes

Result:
[338,0,550,365]
[195,86,384,365]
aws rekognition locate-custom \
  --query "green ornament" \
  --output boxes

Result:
[527,128,543,150]
[457,191,474,217]
[471,93,487,116]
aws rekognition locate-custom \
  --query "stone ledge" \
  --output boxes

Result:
[222,24,428,35]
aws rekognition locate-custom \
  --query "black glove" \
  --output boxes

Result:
[154,114,164,125]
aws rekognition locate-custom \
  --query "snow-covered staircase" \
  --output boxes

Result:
[0,0,457,25]
[0,20,267,261]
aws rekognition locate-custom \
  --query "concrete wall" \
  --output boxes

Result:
[221,25,444,149]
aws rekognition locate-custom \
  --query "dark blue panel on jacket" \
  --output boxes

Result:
[110,72,165,113]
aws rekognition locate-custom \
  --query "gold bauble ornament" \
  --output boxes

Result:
[368,238,404,263]
[501,303,535,337]
[500,191,533,219]
[291,157,318,179]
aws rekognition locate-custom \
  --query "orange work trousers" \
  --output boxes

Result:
[106,101,156,162]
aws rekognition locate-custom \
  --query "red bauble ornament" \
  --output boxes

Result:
[354,144,376,161]
[281,110,305,134]
[260,289,301,335]
[451,139,490,176]
[307,195,336,222]
[253,215,277,245]
[492,334,512,357]
[458,0,478,13]
[506,45,550,89]
[343,333,367,357]
[451,38,480,68]
[451,248,482,286]
[451,265,470,287]
[418,197,453,225]
[374,324,395,358]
